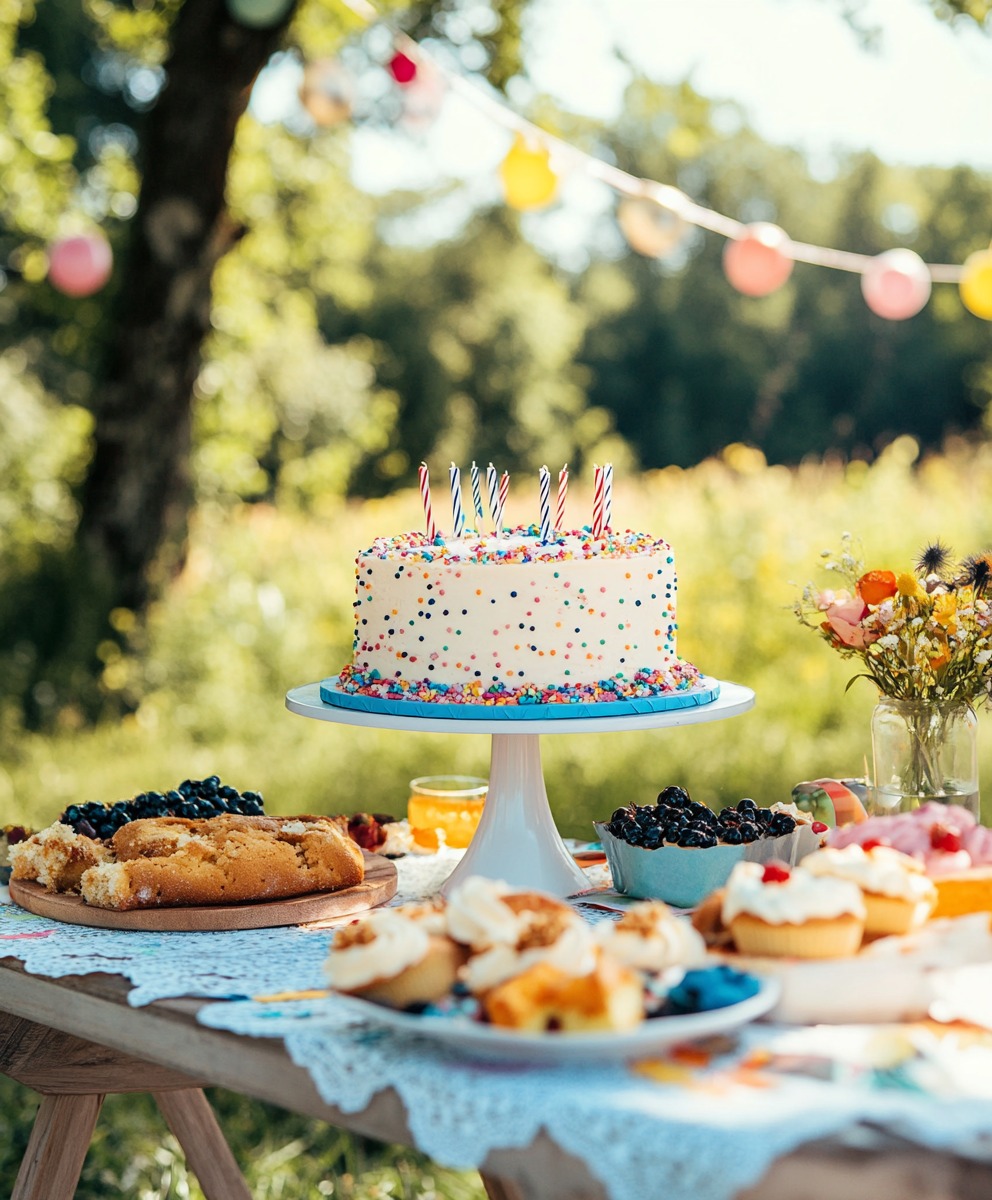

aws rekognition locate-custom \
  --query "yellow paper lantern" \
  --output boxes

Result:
[617,195,688,259]
[499,135,557,212]
[960,247,992,320]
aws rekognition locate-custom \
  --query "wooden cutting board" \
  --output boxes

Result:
[8,851,397,931]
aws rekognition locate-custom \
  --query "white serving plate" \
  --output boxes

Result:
[333,978,780,1063]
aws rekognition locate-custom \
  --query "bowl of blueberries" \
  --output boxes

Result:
[595,787,800,908]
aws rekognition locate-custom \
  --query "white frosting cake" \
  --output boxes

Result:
[334,525,703,705]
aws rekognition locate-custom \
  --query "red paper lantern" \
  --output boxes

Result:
[723,222,794,297]
[47,234,113,298]
[388,51,417,85]
[860,248,931,320]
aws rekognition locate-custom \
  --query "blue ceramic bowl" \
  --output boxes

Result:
[594,822,747,909]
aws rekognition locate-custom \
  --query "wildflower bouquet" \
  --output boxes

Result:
[795,535,992,706]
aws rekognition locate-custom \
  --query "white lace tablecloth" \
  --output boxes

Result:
[4,860,992,1200]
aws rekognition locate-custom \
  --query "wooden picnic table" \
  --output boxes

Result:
[2,956,991,1200]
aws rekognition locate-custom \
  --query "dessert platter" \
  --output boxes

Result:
[320,873,779,1062]
[288,505,754,894]
[331,982,779,1064]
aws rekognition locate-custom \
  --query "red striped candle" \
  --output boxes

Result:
[591,463,604,537]
[497,471,509,535]
[419,461,437,540]
[556,463,568,532]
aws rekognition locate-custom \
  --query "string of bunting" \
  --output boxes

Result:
[318,0,992,323]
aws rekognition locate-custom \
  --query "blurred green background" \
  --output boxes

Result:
[4,0,992,1194]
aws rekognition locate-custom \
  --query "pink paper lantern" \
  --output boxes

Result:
[723,222,794,297]
[861,248,931,320]
[47,234,113,298]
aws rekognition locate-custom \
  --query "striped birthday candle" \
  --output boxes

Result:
[539,464,551,542]
[449,462,465,537]
[419,461,437,540]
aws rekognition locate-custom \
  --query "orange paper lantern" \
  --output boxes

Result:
[723,222,794,297]
[499,135,558,212]
[617,195,688,258]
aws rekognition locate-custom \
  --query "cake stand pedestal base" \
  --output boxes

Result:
[440,733,587,898]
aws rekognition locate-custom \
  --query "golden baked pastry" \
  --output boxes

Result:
[14,814,364,910]
[482,953,644,1033]
[9,823,110,892]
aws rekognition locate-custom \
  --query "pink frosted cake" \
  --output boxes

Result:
[332,526,704,705]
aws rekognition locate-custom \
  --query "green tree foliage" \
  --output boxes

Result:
[2,0,992,726]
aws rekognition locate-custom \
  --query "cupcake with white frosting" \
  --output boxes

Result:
[595,901,707,974]
[722,859,866,959]
[802,844,937,936]
[325,901,465,1008]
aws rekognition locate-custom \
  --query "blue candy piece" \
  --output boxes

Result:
[666,965,761,1014]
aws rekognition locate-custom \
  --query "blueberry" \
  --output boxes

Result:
[203,775,221,790]
[720,826,744,845]
[738,822,761,842]
[77,818,98,839]
[165,789,182,805]
[678,829,709,848]
[61,804,81,824]
[178,780,196,798]
[642,826,663,849]
[768,814,796,836]
[241,790,262,805]
[635,807,660,828]
[657,785,691,808]
[219,785,240,801]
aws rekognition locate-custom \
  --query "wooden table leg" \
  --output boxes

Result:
[11,1092,105,1200]
[153,1088,253,1200]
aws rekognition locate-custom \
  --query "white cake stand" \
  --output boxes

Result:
[285,681,755,897]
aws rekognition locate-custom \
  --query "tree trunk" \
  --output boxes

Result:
[78,0,292,614]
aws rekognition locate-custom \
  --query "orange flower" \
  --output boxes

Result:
[857,570,898,605]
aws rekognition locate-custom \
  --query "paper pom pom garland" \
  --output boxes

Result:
[387,51,417,84]
[617,193,689,259]
[499,134,558,211]
[225,0,294,28]
[722,223,794,297]
[47,234,113,298]
[860,248,932,320]
[300,59,355,127]
[959,248,992,321]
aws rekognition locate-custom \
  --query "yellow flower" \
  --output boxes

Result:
[896,573,927,601]
[932,593,958,629]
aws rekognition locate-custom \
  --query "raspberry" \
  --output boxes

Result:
[811,821,829,834]
[930,824,963,854]
[762,861,791,884]
[861,837,886,851]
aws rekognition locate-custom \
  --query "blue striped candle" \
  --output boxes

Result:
[450,462,465,537]
[539,464,551,542]
[486,462,499,530]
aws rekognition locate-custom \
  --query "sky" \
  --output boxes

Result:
[526,0,992,172]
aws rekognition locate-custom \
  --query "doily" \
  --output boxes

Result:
[0,850,462,1007]
[200,995,992,1200]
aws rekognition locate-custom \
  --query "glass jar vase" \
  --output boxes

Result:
[869,697,979,818]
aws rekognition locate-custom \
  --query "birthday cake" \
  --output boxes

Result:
[333,524,704,705]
